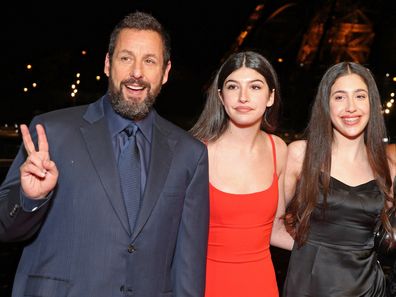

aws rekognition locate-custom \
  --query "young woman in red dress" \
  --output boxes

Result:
[190,51,294,297]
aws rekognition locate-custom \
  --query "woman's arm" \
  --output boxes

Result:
[284,140,306,204]
[270,136,294,250]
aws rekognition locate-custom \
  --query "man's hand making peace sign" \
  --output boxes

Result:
[19,124,58,199]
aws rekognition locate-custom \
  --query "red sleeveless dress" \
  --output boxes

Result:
[204,135,279,297]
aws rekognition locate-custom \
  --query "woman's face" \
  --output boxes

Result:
[219,67,274,128]
[329,73,370,140]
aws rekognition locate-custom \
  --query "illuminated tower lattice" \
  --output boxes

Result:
[297,0,375,67]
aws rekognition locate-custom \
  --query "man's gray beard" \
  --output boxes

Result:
[108,79,160,121]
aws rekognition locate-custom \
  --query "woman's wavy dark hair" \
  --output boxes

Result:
[286,62,393,247]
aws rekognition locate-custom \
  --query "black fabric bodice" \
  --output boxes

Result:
[283,177,386,297]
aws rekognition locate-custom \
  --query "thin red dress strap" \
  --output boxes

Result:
[267,134,277,175]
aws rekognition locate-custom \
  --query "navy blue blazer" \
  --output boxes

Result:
[0,96,209,297]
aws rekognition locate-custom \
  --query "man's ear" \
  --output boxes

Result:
[104,53,110,77]
[161,61,172,85]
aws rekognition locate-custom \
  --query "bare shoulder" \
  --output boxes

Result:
[387,143,396,162]
[387,143,396,177]
[287,140,307,164]
[270,134,287,156]
[284,140,306,202]
[268,134,288,175]
[285,140,306,179]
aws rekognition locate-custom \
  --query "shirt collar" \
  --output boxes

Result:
[103,94,153,143]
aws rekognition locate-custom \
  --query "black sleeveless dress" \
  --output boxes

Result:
[283,177,386,297]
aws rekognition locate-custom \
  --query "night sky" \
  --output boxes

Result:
[1,1,259,126]
[0,3,394,295]
[1,0,395,138]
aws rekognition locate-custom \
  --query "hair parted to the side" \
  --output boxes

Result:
[286,61,393,247]
[190,50,281,142]
[108,11,171,67]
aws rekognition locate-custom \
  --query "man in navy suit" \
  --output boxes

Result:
[0,11,209,297]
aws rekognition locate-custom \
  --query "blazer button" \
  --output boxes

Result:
[127,244,136,253]
[9,204,20,217]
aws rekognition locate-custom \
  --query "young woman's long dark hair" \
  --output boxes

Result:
[190,51,281,142]
[286,62,393,246]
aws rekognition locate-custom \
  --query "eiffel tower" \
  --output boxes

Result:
[224,0,389,133]
[297,0,377,68]
[227,0,382,68]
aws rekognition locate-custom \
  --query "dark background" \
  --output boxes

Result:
[0,0,395,135]
[1,0,395,295]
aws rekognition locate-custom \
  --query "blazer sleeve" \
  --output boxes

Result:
[172,145,209,297]
[0,121,52,242]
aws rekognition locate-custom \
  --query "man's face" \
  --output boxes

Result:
[104,29,171,120]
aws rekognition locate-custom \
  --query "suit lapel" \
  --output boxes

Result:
[132,115,176,240]
[80,98,131,235]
